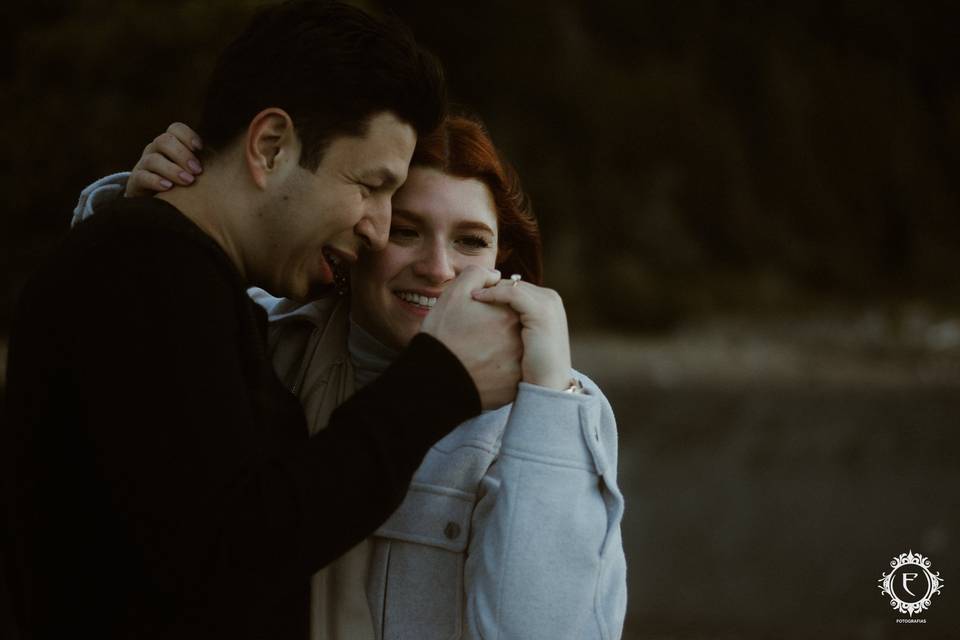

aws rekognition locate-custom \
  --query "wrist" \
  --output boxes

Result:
[528,371,574,392]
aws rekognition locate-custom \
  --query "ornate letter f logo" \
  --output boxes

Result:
[902,572,918,597]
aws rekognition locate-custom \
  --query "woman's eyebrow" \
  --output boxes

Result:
[456,221,495,235]
[392,209,495,236]
[390,208,421,223]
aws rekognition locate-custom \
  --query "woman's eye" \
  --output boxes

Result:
[458,234,491,250]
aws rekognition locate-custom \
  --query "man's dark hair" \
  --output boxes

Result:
[197,0,446,170]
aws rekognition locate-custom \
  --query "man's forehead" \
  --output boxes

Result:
[329,114,415,173]
[322,135,412,181]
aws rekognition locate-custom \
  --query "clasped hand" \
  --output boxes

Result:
[420,266,572,411]
[472,276,572,392]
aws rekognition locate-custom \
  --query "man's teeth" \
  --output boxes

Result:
[396,291,437,308]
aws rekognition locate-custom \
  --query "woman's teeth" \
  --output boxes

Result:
[396,291,438,308]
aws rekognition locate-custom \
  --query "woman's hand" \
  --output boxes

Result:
[471,278,573,391]
[125,122,204,197]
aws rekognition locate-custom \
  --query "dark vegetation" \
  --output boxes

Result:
[3,1,960,332]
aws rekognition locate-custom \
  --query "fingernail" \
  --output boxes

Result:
[159,179,173,189]
[178,171,195,184]
[188,159,202,174]
[192,138,203,151]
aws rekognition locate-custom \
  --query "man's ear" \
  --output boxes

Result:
[245,108,299,189]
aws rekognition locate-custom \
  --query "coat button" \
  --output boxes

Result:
[444,522,461,540]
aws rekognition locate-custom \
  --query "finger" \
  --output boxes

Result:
[449,265,502,295]
[153,131,203,175]
[141,152,197,186]
[166,122,203,152]
[472,278,530,298]
[126,168,174,196]
[470,280,537,315]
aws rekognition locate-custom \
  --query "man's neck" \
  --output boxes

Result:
[155,170,249,282]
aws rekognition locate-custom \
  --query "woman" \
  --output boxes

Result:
[75,114,626,639]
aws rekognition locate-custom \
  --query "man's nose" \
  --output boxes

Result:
[356,197,391,251]
[413,242,456,284]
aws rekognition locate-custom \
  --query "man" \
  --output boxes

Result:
[1,2,521,638]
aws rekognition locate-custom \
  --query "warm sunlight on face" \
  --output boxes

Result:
[349,167,499,350]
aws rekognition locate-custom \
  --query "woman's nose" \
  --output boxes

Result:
[413,242,456,284]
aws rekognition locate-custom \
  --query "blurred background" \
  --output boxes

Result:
[2,1,959,638]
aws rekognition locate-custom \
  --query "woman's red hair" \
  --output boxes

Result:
[410,114,543,285]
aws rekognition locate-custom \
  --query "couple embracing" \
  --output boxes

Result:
[3,2,626,639]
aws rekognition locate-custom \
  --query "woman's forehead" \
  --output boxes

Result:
[393,167,498,231]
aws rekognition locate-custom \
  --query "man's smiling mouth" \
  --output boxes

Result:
[321,246,347,269]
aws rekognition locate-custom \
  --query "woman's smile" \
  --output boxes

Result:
[393,289,441,314]
[350,167,500,350]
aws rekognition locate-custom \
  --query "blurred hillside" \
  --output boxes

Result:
[3,0,960,330]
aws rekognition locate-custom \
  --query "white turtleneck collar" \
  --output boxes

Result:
[347,316,400,389]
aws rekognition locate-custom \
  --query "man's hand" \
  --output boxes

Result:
[420,266,522,410]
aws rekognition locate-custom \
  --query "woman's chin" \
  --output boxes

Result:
[396,324,421,350]
[385,317,423,350]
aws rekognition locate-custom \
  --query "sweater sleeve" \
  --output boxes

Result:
[50,230,480,614]
[463,374,627,640]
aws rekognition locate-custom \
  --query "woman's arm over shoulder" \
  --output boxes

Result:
[73,123,205,228]
[464,371,627,640]
[72,172,130,227]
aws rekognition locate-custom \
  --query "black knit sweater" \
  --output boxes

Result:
[2,197,480,639]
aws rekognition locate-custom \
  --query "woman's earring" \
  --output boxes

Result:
[333,263,350,296]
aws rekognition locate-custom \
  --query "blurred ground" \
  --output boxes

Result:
[570,308,959,639]
[2,306,958,639]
